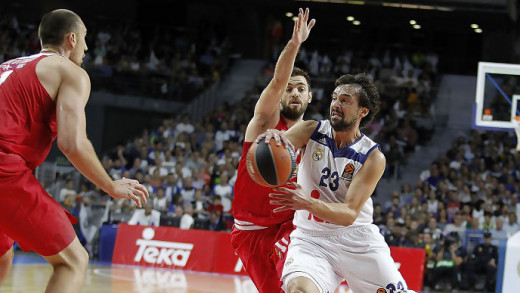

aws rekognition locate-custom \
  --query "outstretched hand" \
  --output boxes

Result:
[292,7,316,46]
[255,129,295,151]
[269,182,315,213]
[110,177,149,207]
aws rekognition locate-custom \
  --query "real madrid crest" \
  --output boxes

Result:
[312,147,324,161]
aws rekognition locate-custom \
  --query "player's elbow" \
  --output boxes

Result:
[57,135,83,156]
[338,217,355,227]
[338,210,358,227]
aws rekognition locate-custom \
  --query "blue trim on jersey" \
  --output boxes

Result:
[309,120,380,163]
[359,144,379,164]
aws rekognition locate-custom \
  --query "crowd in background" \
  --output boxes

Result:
[0,12,233,100]
[376,130,520,291]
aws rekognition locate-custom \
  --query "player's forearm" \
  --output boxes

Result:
[272,40,300,85]
[307,200,358,227]
[59,137,115,195]
[254,40,300,115]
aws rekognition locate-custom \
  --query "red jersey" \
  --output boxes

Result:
[232,118,297,227]
[0,54,56,170]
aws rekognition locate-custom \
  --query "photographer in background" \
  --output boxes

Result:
[429,235,466,291]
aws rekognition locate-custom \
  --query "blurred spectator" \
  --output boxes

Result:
[78,183,109,257]
[490,218,509,245]
[153,186,169,213]
[424,217,443,242]
[128,203,161,227]
[463,217,485,253]
[179,177,197,203]
[384,219,405,246]
[504,212,520,236]
[480,211,496,231]
[207,195,224,216]
[426,189,439,214]
[192,189,209,219]
[176,114,195,135]
[443,211,467,238]
[180,205,195,229]
[213,172,233,213]
[208,211,226,231]
[59,179,78,206]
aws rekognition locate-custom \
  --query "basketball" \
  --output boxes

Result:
[246,138,296,187]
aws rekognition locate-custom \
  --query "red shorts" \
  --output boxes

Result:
[230,220,295,293]
[0,152,77,256]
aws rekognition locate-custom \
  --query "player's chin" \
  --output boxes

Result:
[71,59,83,66]
[330,116,341,123]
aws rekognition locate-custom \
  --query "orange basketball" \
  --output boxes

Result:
[246,138,296,187]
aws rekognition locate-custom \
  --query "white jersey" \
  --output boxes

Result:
[294,119,379,235]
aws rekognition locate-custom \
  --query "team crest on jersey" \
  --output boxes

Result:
[312,147,324,161]
[341,163,355,181]
[274,246,282,259]
[291,164,299,179]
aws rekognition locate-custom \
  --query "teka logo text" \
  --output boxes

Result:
[134,228,193,267]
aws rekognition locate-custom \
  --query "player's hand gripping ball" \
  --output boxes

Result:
[246,138,296,187]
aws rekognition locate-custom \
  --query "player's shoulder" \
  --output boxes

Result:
[367,146,385,164]
[40,55,89,79]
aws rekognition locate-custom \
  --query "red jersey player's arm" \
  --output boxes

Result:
[244,8,315,142]
[54,62,148,206]
[55,64,113,193]
[244,40,300,141]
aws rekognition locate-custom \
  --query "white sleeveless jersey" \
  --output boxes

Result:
[294,120,380,235]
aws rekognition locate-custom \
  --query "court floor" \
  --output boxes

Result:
[1,252,354,293]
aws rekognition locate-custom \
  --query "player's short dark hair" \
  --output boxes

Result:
[291,67,311,89]
[38,9,81,46]
[335,73,381,128]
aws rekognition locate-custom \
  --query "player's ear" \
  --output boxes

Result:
[66,32,77,48]
[361,107,369,117]
[308,91,312,103]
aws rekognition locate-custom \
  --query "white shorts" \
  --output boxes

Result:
[281,224,412,293]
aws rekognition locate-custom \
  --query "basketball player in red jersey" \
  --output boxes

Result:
[0,9,148,292]
[231,8,315,293]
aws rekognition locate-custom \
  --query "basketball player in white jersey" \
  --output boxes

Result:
[266,73,414,293]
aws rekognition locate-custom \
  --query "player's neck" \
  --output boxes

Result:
[282,115,303,129]
[333,129,362,148]
[40,47,67,58]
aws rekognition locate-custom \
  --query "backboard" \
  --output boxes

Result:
[473,62,520,131]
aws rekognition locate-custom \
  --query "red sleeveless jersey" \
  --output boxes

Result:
[232,118,297,227]
[0,54,56,170]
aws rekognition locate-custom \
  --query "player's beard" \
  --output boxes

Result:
[330,109,358,131]
[281,99,307,121]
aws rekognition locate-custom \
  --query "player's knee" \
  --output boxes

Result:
[50,245,89,272]
[0,248,14,284]
[73,247,89,271]
[0,248,14,265]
